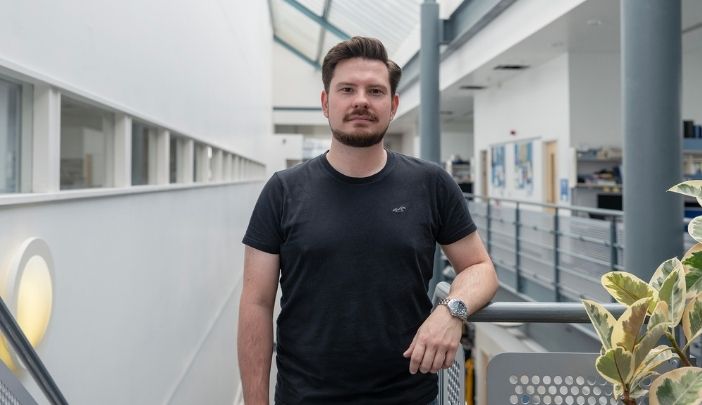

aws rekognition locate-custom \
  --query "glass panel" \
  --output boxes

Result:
[273,0,319,59]
[60,98,114,189]
[0,78,21,193]
[327,0,422,57]
[297,0,325,16]
[131,121,156,186]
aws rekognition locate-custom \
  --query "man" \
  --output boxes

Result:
[238,36,497,404]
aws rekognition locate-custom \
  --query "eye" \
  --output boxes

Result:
[339,87,353,93]
[369,88,385,96]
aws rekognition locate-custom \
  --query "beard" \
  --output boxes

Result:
[329,109,390,148]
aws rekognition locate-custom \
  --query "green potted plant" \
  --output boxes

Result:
[582,180,702,404]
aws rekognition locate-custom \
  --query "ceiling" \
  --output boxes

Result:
[269,0,423,68]
[392,0,702,132]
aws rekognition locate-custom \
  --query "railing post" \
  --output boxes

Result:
[515,202,521,293]
[486,197,492,256]
[610,215,619,303]
[609,215,618,271]
[553,207,560,302]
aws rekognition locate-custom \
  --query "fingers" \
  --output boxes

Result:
[409,343,425,374]
[430,351,446,373]
[403,335,417,358]
[443,349,455,368]
[419,346,437,374]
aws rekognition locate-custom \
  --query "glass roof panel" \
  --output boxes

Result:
[271,0,423,67]
[297,0,326,16]
[271,0,320,60]
[327,0,422,58]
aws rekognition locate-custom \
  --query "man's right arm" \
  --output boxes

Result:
[238,245,280,404]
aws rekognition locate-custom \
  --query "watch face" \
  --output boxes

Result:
[448,299,468,319]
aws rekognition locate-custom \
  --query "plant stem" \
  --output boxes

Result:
[622,385,636,405]
[667,332,693,367]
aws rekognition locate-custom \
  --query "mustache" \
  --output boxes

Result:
[343,110,378,122]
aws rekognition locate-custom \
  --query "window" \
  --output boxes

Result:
[0,78,21,193]
[60,98,114,189]
[131,121,157,186]
[169,135,178,183]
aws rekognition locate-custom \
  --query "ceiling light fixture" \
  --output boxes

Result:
[0,238,54,371]
[494,64,530,71]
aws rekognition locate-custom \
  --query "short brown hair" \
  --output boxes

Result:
[322,36,402,96]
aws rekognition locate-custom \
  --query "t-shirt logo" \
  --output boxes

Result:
[392,205,407,214]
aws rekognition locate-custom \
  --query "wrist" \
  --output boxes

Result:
[437,297,469,322]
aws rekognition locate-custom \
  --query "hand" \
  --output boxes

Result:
[402,306,463,374]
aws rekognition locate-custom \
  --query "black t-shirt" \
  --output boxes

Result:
[243,151,476,404]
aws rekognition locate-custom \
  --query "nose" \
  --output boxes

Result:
[352,91,370,109]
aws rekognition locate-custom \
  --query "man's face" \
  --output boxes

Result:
[321,58,399,148]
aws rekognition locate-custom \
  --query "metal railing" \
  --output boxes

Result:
[465,193,625,303]
[433,282,628,405]
[0,296,67,404]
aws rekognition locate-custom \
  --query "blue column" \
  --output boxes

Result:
[421,0,443,296]
[622,0,683,280]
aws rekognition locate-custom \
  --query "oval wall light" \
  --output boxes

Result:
[0,238,54,371]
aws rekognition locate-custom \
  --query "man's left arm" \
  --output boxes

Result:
[403,231,498,374]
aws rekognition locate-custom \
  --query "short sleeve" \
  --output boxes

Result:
[435,169,477,245]
[242,173,285,254]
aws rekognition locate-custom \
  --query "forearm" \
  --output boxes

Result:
[448,260,498,316]
[237,302,274,404]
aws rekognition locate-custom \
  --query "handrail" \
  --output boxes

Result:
[465,193,623,217]
[433,281,626,322]
[0,297,68,405]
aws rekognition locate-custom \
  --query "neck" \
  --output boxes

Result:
[326,140,388,178]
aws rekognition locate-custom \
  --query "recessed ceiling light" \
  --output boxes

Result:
[494,64,530,71]
[459,85,486,90]
[587,18,603,26]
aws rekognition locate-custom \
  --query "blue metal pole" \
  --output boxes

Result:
[622,0,683,280]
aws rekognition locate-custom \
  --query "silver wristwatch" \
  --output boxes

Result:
[438,297,469,321]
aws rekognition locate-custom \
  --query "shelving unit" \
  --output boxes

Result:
[571,150,622,209]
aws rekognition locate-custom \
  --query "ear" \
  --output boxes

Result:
[321,90,329,118]
[390,93,399,120]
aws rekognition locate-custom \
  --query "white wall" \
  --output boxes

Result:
[683,42,702,123]
[272,42,323,109]
[442,121,474,163]
[0,0,272,158]
[0,184,260,404]
[474,54,570,202]
[264,133,304,176]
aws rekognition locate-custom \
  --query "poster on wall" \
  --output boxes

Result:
[514,142,534,194]
[560,179,569,202]
[491,145,505,189]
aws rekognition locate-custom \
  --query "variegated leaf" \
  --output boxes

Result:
[649,301,671,331]
[690,216,702,244]
[633,346,677,388]
[596,347,634,385]
[650,367,702,405]
[602,271,657,309]
[682,293,702,344]
[613,297,651,352]
[685,267,702,299]
[659,266,688,326]
[583,299,617,350]
[669,181,702,202]
[682,244,702,271]
[650,258,684,291]
[634,323,668,370]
